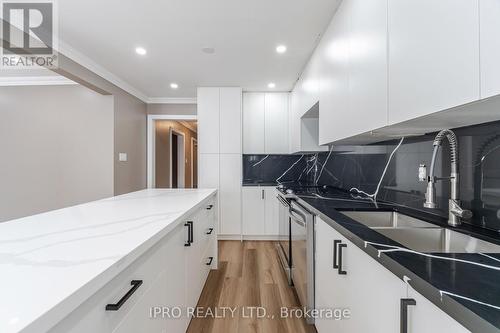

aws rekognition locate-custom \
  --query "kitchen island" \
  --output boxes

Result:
[0,189,217,333]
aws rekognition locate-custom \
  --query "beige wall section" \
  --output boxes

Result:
[147,103,197,115]
[55,55,147,195]
[155,121,197,188]
[0,85,114,222]
[113,93,147,194]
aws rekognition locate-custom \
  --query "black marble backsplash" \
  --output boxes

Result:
[242,154,310,185]
[243,120,500,232]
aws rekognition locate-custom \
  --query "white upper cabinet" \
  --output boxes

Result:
[387,0,480,125]
[297,52,321,115]
[197,87,220,154]
[242,92,289,154]
[347,0,388,135]
[243,93,265,153]
[220,87,242,154]
[289,88,301,153]
[318,0,352,145]
[265,93,289,154]
[480,0,500,99]
[319,0,388,145]
[290,62,328,153]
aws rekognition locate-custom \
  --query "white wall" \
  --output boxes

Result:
[0,84,114,222]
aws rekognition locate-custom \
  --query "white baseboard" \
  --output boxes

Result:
[217,234,280,241]
[217,234,242,241]
[243,235,280,241]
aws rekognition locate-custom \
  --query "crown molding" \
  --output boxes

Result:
[0,76,78,86]
[56,41,149,102]
[147,97,197,104]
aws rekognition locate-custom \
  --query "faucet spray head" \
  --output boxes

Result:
[424,181,437,209]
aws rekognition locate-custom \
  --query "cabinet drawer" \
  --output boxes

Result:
[112,269,169,333]
[49,224,184,333]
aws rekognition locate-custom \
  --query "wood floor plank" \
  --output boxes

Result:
[186,262,228,333]
[186,241,316,333]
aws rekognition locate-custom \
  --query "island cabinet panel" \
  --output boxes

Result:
[49,197,216,333]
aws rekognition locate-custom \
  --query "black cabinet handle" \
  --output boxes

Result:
[338,243,347,275]
[262,189,265,200]
[206,205,213,210]
[206,256,214,266]
[206,227,214,235]
[105,280,143,311]
[400,298,416,333]
[333,240,341,269]
[184,221,193,246]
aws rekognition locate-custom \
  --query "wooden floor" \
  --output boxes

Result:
[187,241,316,333]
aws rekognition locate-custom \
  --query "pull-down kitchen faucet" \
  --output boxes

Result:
[421,129,472,226]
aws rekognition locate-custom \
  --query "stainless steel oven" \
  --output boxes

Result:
[289,200,315,325]
[276,194,292,284]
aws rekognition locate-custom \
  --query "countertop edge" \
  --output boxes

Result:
[297,197,500,333]
[19,190,217,333]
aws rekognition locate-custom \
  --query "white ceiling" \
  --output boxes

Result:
[55,0,340,100]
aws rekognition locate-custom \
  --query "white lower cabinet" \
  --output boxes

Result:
[242,187,279,238]
[315,217,406,333]
[315,217,470,333]
[50,196,216,333]
[407,287,470,333]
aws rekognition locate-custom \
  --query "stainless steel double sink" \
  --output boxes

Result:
[341,211,500,253]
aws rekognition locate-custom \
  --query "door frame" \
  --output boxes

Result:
[147,114,197,188]
[190,137,198,188]
[169,128,185,188]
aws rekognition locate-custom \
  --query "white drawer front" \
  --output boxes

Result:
[49,224,183,333]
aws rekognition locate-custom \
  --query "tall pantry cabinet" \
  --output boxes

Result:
[198,87,242,238]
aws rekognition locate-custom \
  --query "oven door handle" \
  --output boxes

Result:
[289,210,306,227]
[290,207,307,221]
[276,195,290,207]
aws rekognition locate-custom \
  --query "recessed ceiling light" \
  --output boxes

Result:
[170,83,179,89]
[276,45,287,54]
[135,47,147,55]
[202,47,216,54]
[268,82,276,89]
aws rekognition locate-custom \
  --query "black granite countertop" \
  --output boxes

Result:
[295,193,500,333]
[242,181,279,187]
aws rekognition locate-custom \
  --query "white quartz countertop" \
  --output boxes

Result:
[0,189,217,333]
